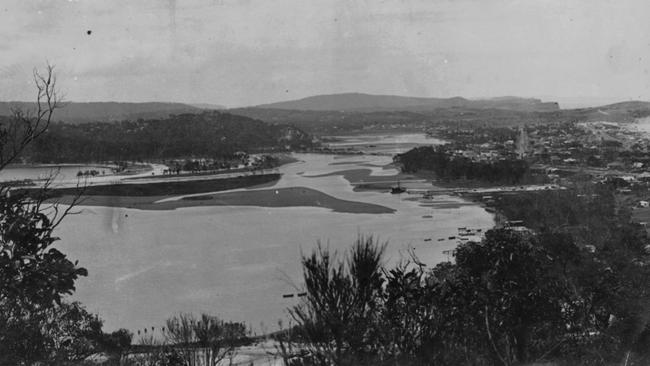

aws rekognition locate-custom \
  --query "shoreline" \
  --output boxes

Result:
[43,153,500,217]
[51,187,395,215]
[47,176,396,214]
[3,163,118,169]
[175,187,395,214]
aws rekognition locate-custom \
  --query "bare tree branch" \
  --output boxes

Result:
[0,63,60,171]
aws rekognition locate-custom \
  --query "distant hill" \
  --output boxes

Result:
[233,98,650,134]
[254,93,559,113]
[189,103,226,110]
[230,107,550,134]
[556,101,650,123]
[0,101,201,123]
[596,101,650,111]
[232,94,571,135]
[25,111,313,163]
[4,95,649,135]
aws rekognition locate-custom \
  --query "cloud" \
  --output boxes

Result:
[2,0,650,105]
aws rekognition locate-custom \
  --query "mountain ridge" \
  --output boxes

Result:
[2,95,650,126]
[253,92,560,112]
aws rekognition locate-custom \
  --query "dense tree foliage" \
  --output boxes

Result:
[441,230,568,364]
[126,313,247,366]
[0,301,104,365]
[289,236,385,366]
[0,188,87,307]
[161,313,246,366]
[396,145,529,184]
[0,188,94,364]
[285,227,650,366]
[492,183,647,253]
[24,111,313,163]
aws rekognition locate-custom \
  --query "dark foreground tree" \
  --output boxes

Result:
[0,301,104,365]
[289,235,386,366]
[436,229,568,365]
[0,65,90,365]
[288,228,650,366]
[163,312,245,366]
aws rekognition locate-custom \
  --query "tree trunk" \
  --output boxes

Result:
[484,305,510,366]
[514,327,529,364]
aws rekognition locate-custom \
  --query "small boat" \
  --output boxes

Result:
[282,293,295,298]
[438,238,445,241]
[297,292,307,297]
[424,238,432,242]
[391,180,406,194]
[448,236,456,240]
[422,215,433,218]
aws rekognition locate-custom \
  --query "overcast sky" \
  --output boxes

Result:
[1,0,649,107]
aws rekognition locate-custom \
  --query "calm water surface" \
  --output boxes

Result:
[55,134,493,333]
[0,165,113,182]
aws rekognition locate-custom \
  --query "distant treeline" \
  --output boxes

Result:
[232,107,552,134]
[231,103,650,134]
[20,112,313,163]
[396,145,529,184]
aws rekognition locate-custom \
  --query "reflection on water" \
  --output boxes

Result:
[54,134,493,332]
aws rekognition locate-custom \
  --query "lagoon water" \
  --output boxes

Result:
[325,132,444,155]
[54,134,494,333]
[0,165,113,182]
